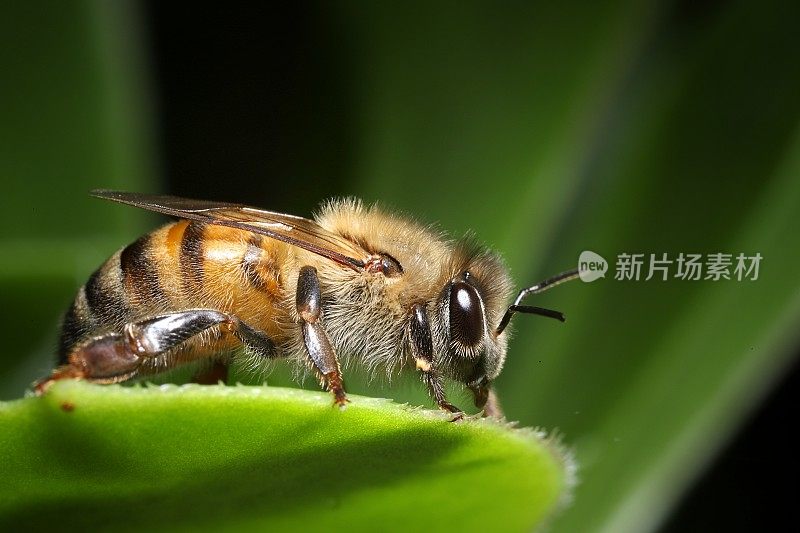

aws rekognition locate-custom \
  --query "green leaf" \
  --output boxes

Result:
[0,381,573,532]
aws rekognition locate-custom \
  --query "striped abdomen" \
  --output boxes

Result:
[58,221,290,364]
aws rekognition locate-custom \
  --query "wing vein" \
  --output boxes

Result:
[91,190,367,271]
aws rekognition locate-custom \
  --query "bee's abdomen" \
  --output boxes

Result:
[58,220,289,362]
[58,289,95,363]
[57,231,164,363]
[120,232,168,307]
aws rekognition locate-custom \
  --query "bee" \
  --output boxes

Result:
[36,190,579,419]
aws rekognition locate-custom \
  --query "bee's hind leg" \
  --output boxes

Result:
[296,266,348,409]
[34,309,275,395]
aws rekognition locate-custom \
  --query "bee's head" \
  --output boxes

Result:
[440,271,507,382]
[430,241,514,398]
[435,241,579,409]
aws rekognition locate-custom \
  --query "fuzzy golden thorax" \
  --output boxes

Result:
[310,199,514,384]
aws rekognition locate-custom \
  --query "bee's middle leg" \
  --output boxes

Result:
[190,360,230,385]
[35,309,275,394]
[296,265,348,408]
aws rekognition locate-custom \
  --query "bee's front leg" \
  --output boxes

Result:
[34,309,275,394]
[408,303,463,421]
[296,266,348,409]
[468,380,503,418]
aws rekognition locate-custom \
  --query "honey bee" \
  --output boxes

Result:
[36,190,579,418]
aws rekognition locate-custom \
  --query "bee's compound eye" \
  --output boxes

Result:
[449,281,484,347]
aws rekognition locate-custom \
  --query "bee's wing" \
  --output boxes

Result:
[91,190,367,270]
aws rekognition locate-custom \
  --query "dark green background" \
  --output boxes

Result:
[2,2,799,531]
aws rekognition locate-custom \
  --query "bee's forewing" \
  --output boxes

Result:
[91,190,367,270]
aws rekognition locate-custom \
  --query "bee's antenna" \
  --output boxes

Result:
[495,268,580,336]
